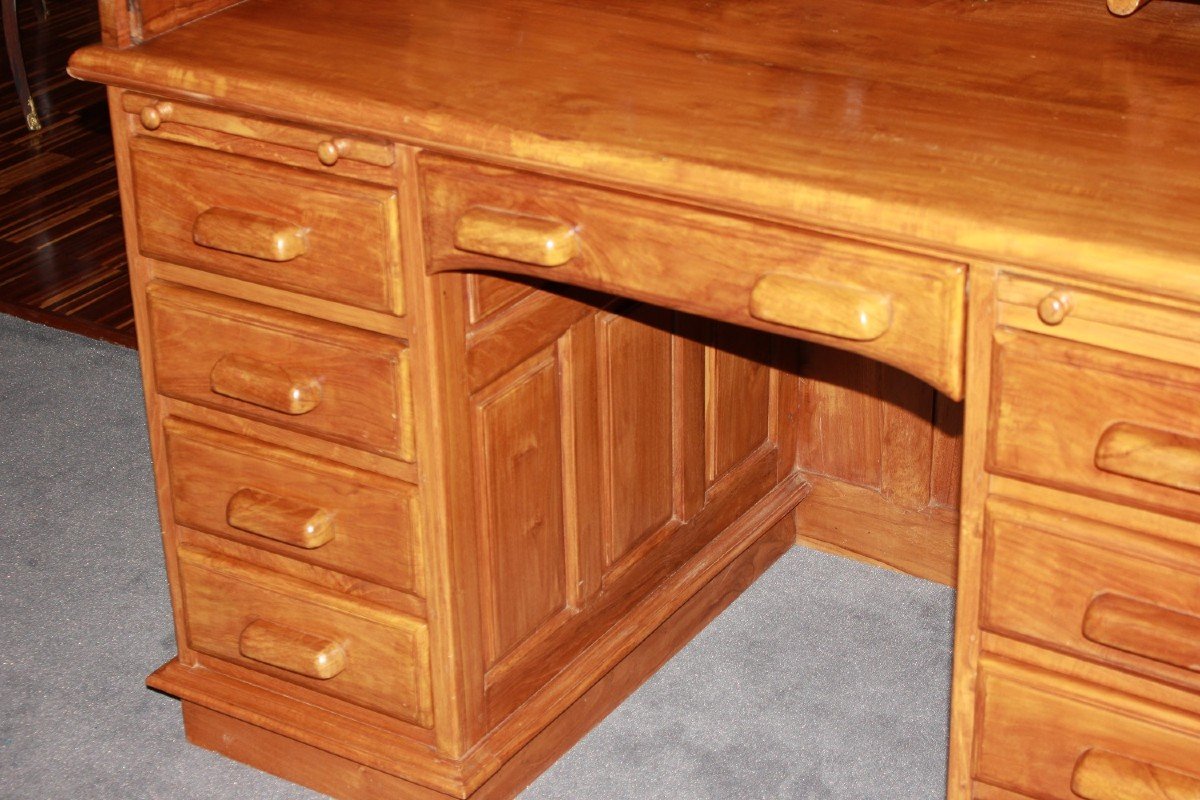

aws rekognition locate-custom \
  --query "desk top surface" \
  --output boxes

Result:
[71,0,1200,303]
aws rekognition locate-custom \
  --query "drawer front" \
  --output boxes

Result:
[164,418,422,595]
[997,273,1200,372]
[178,546,432,726]
[131,137,403,313]
[975,658,1200,799]
[982,499,1200,691]
[990,329,1200,521]
[420,156,966,399]
[147,284,414,459]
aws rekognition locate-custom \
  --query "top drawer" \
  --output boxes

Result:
[130,137,403,314]
[990,329,1200,522]
[420,156,966,399]
[997,273,1200,371]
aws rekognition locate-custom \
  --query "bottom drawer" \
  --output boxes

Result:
[178,546,432,726]
[974,657,1200,799]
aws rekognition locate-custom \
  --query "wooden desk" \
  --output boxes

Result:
[70,0,1200,797]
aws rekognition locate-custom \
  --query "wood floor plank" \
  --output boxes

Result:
[0,0,133,348]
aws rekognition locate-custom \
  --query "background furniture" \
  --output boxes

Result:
[69,0,1200,797]
[3,0,47,129]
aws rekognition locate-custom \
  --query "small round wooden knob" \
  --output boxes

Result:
[139,101,173,130]
[1037,289,1074,326]
[316,139,350,166]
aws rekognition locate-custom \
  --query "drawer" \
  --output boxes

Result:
[974,657,1200,799]
[997,273,1200,371]
[164,418,422,595]
[147,284,415,459]
[130,137,403,313]
[982,498,1200,692]
[420,155,966,399]
[990,329,1200,522]
[122,93,395,175]
[178,546,432,726]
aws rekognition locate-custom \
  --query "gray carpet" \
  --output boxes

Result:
[0,313,955,799]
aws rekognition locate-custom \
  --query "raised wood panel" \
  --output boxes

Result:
[707,325,773,486]
[598,306,676,568]
[791,342,963,583]
[467,274,538,325]
[474,353,569,667]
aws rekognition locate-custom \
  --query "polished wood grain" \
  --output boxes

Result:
[1094,422,1200,495]
[174,516,795,800]
[996,274,1200,372]
[68,0,1200,797]
[163,417,423,594]
[68,0,1200,305]
[982,498,1200,690]
[147,284,414,459]
[1072,749,1200,800]
[989,330,1200,522]
[453,207,578,268]
[224,487,335,550]
[422,155,967,398]
[974,658,1200,800]
[191,207,308,263]
[791,344,962,585]
[1083,595,1200,675]
[237,619,347,680]
[0,0,133,346]
[177,545,434,726]
[131,137,404,313]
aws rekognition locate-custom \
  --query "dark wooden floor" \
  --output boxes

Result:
[1,0,134,347]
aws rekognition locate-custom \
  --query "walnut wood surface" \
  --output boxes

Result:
[70,0,1200,304]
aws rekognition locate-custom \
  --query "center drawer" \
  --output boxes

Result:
[178,545,432,726]
[419,155,966,399]
[146,283,415,459]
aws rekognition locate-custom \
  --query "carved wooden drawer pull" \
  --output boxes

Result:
[1082,593,1200,672]
[192,208,309,263]
[1072,749,1200,800]
[209,354,322,415]
[1094,422,1200,494]
[226,487,335,549]
[452,207,578,267]
[238,619,346,680]
[748,274,893,341]
[138,100,174,130]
